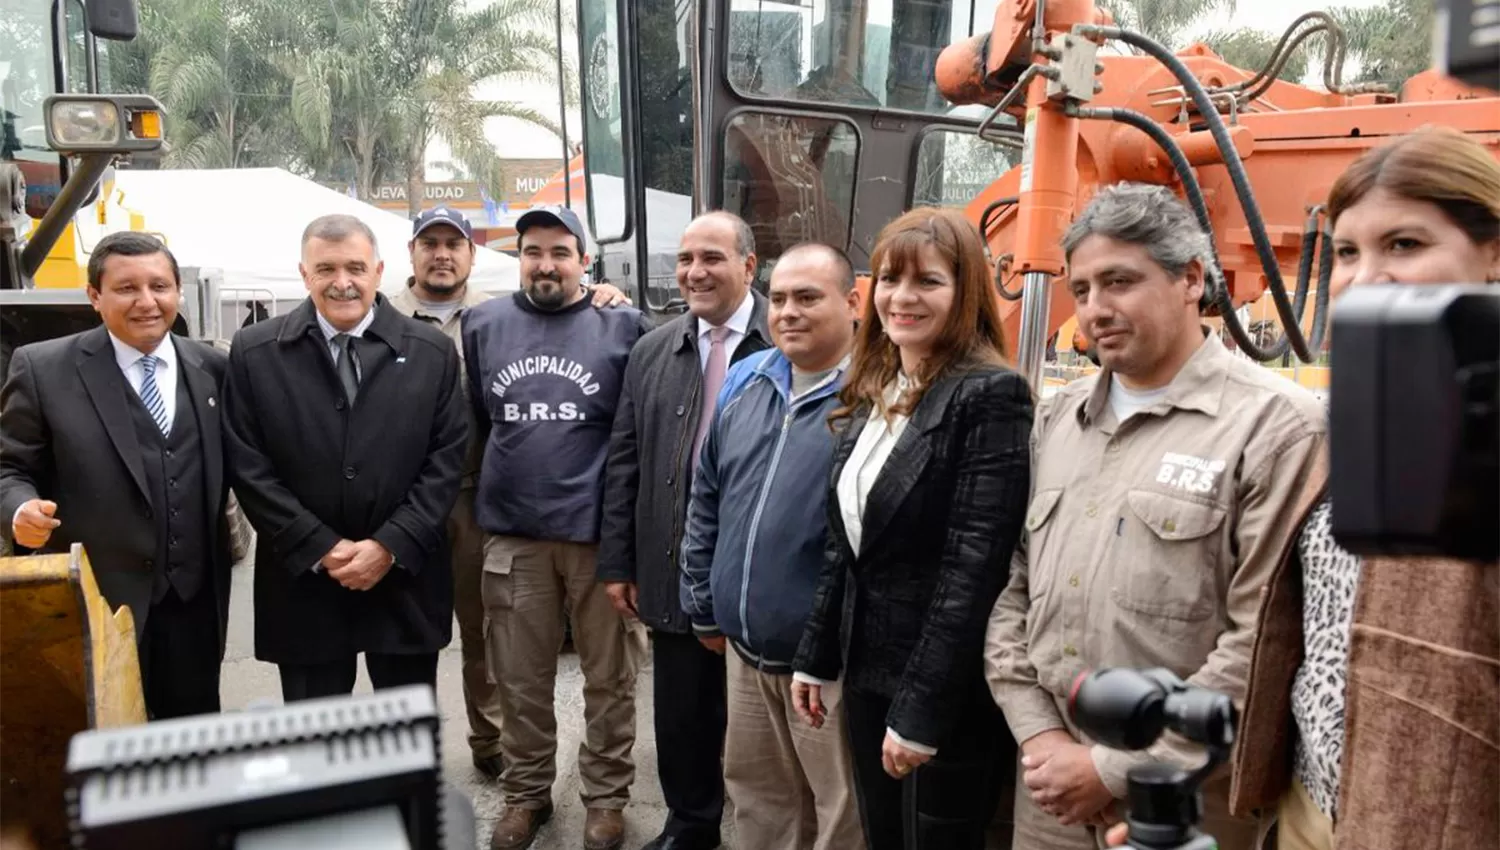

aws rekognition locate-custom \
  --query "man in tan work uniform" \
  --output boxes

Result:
[392,206,628,780]
[984,184,1327,850]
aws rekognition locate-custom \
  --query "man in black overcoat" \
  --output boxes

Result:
[223,213,466,700]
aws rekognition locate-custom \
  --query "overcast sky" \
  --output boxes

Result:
[432,0,1390,169]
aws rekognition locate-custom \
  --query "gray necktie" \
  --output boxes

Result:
[332,334,360,402]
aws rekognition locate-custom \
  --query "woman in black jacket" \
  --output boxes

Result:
[790,207,1034,849]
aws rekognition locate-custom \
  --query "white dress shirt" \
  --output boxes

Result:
[110,331,179,433]
[316,304,377,369]
[696,290,755,369]
[793,374,939,755]
[836,374,913,556]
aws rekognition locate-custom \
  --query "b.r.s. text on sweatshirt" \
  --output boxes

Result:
[461,291,651,543]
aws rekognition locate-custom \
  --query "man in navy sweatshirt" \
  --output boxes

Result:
[461,206,651,850]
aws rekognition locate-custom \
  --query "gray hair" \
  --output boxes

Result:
[1062,183,1220,305]
[699,210,756,259]
[302,214,380,260]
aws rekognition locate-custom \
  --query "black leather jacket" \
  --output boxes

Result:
[793,364,1034,746]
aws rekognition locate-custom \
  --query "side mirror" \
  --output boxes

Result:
[86,0,139,42]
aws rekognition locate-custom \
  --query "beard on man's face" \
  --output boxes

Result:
[526,270,568,310]
[419,276,466,294]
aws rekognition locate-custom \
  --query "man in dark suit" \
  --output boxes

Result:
[1,231,233,720]
[223,213,466,701]
[599,211,773,850]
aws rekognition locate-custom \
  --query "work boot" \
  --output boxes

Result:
[583,808,625,850]
[490,802,552,850]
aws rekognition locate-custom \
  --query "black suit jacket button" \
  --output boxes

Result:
[335,398,347,411]
[144,508,153,519]
[344,466,357,480]
[144,559,154,569]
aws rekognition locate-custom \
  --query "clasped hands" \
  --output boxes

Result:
[321,538,394,590]
[1021,729,1119,829]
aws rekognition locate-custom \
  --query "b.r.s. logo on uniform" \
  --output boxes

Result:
[502,402,585,422]
[1156,451,1226,495]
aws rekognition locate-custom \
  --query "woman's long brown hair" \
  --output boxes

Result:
[831,206,1009,426]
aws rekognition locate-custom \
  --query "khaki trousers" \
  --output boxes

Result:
[1275,779,1334,850]
[482,535,646,808]
[724,649,865,850]
[451,488,503,758]
[1011,758,1260,850]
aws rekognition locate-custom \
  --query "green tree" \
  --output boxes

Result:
[1099,0,1237,52]
[384,0,565,216]
[274,0,403,196]
[1330,0,1433,87]
[121,0,291,168]
[108,0,573,209]
[1199,26,1311,82]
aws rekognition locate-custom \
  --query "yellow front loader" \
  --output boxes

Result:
[0,545,145,849]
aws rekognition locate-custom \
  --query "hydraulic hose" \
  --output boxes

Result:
[1255,207,1324,360]
[1216,12,1347,98]
[1070,104,1278,359]
[979,196,1018,239]
[1081,24,1318,362]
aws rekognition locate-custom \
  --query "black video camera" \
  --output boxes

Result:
[1067,668,1235,850]
[1329,283,1499,561]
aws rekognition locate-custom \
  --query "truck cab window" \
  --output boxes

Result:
[722,112,858,289]
[911,128,1018,209]
[726,0,996,114]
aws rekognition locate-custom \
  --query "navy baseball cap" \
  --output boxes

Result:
[516,204,588,247]
[412,205,474,240]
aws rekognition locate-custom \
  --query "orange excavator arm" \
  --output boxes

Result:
[933,0,1500,381]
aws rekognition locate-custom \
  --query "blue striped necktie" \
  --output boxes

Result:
[139,355,170,435]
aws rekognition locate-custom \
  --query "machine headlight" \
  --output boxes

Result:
[44,94,166,155]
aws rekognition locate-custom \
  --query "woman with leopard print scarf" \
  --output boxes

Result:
[1226,127,1500,850]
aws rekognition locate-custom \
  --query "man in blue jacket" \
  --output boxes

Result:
[680,242,865,850]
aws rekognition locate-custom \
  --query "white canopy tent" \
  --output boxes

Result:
[110,168,521,323]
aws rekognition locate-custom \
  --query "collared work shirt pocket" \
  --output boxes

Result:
[1023,488,1065,593]
[1113,489,1226,623]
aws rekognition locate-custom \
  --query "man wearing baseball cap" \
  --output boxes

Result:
[462,204,650,850]
[391,205,629,784]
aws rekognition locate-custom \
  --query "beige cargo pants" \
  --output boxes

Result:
[724,649,865,850]
[451,488,504,758]
[482,534,647,809]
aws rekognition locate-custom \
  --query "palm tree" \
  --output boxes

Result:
[385,0,568,217]
[132,0,289,168]
[1098,0,1237,52]
[1199,26,1311,81]
[274,0,404,197]
[1330,0,1432,87]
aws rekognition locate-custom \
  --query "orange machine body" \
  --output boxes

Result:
[925,0,1500,362]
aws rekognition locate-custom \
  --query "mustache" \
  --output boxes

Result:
[322,285,363,302]
[529,271,562,284]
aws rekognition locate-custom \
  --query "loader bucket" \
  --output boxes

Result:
[0,543,145,849]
